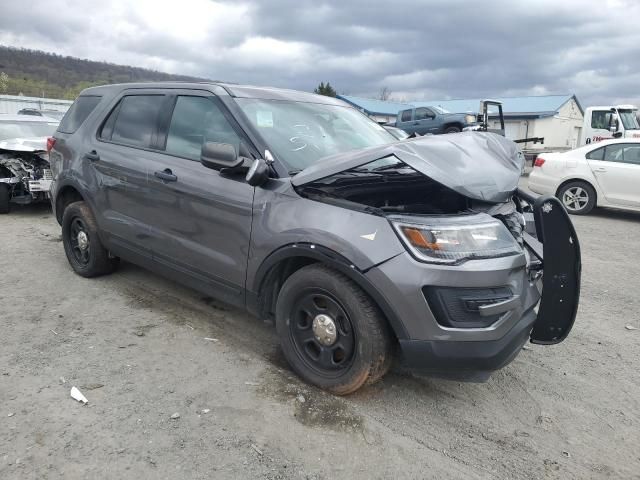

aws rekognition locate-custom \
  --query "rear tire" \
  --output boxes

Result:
[62,201,119,277]
[275,264,392,395]
[444,125,461,133]
[557,181,596,215]
[0,184,10,214]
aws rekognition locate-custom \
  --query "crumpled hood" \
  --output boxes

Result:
[0,137,48,152]
[291,132,523,203]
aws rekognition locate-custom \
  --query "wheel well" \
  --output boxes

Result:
[257,256,319,319]
[254,251,407,340]
[55,186,84,225]
[555,178,597,204]
[443,122,462,131]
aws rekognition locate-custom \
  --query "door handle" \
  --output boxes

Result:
[594,167,607,172]
[154,168,177,182]
[413,121,420,125]
[84,150,100,162]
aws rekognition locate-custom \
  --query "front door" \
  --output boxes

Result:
[145,93,255,306]
[414,107,438,135]
[587,143,640,207]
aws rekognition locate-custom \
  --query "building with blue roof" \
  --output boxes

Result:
[337,93,584,151]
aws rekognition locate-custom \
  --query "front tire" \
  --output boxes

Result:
[62,201,119,277]
[557,181,596,215]
[444,125,461,133]
[0,184,10,214]
[275,264,392,395]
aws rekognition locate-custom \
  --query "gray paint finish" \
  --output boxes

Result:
[49,81,577,378]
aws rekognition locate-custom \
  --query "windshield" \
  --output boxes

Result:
[0,121,59,141]
[619,110,639,130]
[431,106,450,114]
[235,99,396,171]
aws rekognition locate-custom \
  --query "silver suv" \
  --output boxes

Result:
[49,83,581,394]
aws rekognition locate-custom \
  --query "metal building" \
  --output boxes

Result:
[339,94,584,152]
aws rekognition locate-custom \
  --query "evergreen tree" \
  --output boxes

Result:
[314,81,337,97]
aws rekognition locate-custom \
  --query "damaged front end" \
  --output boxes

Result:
[0,138,53,209]
[293,132,581,348]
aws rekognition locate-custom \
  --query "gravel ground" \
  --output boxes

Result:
[1,200,639,480]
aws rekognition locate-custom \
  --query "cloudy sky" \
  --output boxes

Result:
[1,0,639,106]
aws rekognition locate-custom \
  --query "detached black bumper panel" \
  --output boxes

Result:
[521,193,581,345]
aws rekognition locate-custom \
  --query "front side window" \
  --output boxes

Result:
[400,110,412,122]
[236,99,395,171]
[415,108,433,120]
[591,110,612,130]
[622,144,640,165]
[102,95,164,148]
[165,96,241,161]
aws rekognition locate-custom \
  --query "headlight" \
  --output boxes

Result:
[465,114,477,125]
[391,216,521,264]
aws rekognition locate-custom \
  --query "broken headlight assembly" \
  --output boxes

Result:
[391,215,522,265]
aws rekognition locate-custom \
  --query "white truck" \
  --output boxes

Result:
[580,105,640,146]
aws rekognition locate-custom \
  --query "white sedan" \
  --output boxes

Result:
[528,138,640,215]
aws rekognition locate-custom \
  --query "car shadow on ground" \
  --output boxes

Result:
[589,207,640,222]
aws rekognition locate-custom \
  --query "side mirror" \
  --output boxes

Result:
[609,113,619,133]
[245,158,269,187]
[200,142,243,170]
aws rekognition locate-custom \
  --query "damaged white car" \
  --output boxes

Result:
[0,115,59,213]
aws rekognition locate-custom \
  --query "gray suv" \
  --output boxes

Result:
[49,82,581,394]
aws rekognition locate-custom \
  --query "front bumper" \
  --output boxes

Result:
[365,192,580,377]
[399,307,536,377]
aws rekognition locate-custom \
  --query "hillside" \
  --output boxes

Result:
[0,46,211,100]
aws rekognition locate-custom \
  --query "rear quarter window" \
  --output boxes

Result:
[58,95,102,134]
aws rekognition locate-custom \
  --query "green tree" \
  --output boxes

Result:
[0,72,8,93]
[314,81,337,97]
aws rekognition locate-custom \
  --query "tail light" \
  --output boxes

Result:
[46,137,56,153]
[534,156,545,167]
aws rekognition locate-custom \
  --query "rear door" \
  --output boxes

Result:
[89,91,168,257]
[396,109,415,134]
[144,91,255,306]
[587,143,640,207]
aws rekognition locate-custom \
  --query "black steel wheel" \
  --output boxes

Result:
[276,264,393,395]
[69,217,91,265]
[289,290,356,377]
[62,201,119,277]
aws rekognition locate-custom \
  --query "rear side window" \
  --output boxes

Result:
[603,144,624,162]
[58,95,102,134]
[400,110,412,122]
[586,147,604,160]
[165,96,241,161]
[101,95,164,148]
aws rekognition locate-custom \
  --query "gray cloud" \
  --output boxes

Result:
[1,0,639,106]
